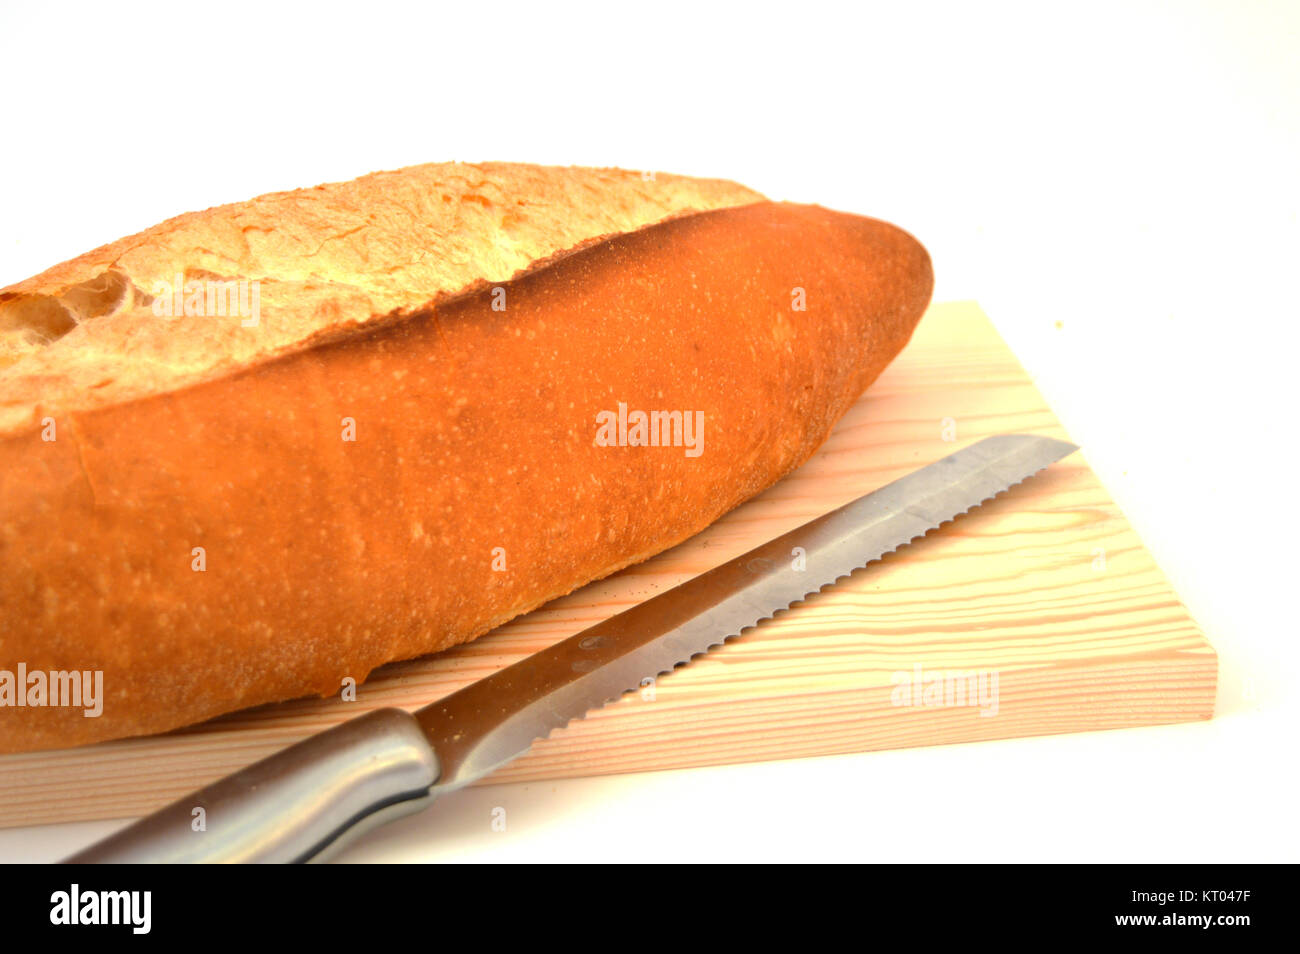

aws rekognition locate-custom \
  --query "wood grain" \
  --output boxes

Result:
[0,301,1216,828]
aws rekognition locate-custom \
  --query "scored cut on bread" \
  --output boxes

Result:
[0,162,765,436]
[0,163,932,753]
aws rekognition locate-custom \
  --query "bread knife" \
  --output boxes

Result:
[63,434,1077,863]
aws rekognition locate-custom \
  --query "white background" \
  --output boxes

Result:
[0,0,1296,862]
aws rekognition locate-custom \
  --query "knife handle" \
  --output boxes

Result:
[62,708,439,863]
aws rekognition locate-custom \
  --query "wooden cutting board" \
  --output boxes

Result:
[0,301,1217,828]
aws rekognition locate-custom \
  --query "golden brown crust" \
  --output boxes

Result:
[0,162,764,436]
[0,195,931,753]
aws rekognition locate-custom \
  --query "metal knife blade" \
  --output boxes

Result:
[64,433,1077,862]
[417,433,1078,791]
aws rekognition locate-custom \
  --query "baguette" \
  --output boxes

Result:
[0,163,932,753]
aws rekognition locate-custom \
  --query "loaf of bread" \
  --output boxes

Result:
[0,162,932,753]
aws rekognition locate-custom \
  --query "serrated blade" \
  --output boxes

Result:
[417,434,1077,790]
